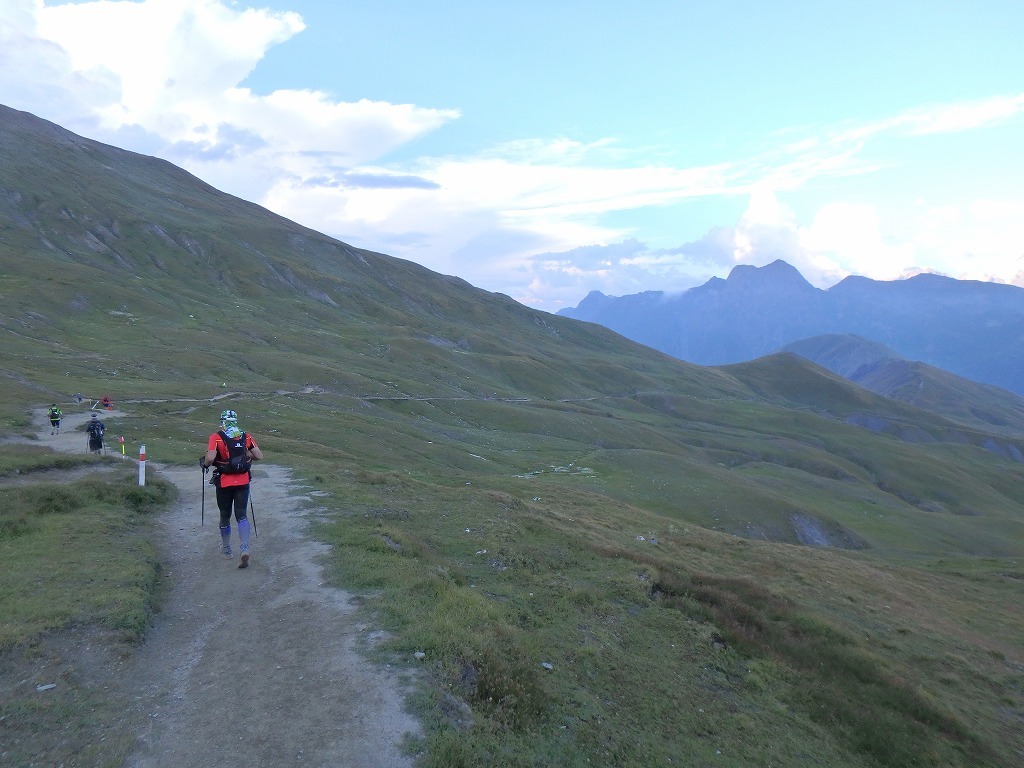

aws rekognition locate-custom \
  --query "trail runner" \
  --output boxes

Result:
[200,409,263,569]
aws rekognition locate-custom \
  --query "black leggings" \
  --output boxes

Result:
[216,484,250,528]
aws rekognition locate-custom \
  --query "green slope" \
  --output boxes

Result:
[2,104,1023,767]
[784,333,1024,435]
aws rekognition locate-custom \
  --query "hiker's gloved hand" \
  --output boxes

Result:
[199,457,207,472]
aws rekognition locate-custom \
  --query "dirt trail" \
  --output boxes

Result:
[32,408,421,768]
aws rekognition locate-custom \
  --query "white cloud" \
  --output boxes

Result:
[799,202,914,281]
[900,93,1024,136]
[790,197,1024,288]
[261,144,739,301]
[0,0,120,124]
[3,2,1024,311]
[534,187,1024,309]
[913,199,1024,283]
[3,0,459,198]
[36,0,306,136]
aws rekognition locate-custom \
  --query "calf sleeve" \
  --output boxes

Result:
[238,518,251,554]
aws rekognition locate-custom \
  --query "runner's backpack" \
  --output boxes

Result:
[49,408,60,420]
[87,420,103,437]
[217,430,252,474]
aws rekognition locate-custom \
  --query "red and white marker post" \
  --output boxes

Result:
[139,444,146,486]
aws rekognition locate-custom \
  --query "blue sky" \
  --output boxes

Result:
[3,1,1023,310]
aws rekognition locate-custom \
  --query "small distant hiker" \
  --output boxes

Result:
[86,412,105,454]
[75,393,83,404]
[48,404,62,435]
[200,409,263,569]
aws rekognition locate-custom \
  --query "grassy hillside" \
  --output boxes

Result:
[2,105,1023,766]
[782,334,900,379]
[784,334,1024,435]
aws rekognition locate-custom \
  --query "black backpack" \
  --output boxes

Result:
[87,420,103,436]
[217,430,252,475]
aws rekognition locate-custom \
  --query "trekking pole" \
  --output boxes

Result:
[199,460,207,528]
[249,490,258,538]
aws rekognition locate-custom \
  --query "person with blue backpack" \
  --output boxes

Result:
[200,409,263,569]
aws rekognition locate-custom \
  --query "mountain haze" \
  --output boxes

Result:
[3,105,1023,767]
[559,259,1024,396]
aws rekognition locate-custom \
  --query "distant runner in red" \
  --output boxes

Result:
[200,409,263,569]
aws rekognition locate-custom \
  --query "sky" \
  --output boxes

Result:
[2,1,1023,311]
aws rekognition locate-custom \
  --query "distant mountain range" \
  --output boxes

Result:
[558,260,1024,396]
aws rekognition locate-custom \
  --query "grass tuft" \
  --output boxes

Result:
[646,563,988,767]
[451,626,549,730]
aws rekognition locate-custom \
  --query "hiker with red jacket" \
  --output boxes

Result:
[200,409,263,569]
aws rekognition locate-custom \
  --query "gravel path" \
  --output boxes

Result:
[33,408,421,768]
